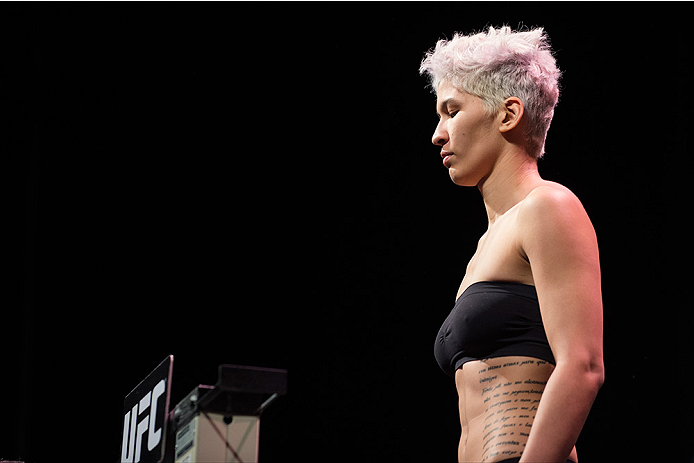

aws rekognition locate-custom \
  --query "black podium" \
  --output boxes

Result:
[120,356,286,463]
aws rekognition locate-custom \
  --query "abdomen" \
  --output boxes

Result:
[455,356,554,462]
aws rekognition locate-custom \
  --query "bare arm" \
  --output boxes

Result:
[518,186,605,462]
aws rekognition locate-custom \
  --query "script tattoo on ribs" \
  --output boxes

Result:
[477,359,549,462]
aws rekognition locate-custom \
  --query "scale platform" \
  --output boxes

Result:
[120,357,287,463]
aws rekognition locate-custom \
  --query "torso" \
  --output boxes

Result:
[456,356,561,462]
[453,183,578,462]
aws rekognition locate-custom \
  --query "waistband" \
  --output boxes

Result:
[499,459,576,463]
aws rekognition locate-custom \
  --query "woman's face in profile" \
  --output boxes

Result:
[432,81,501,186]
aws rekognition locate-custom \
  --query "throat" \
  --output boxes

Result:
[478,155,543,224]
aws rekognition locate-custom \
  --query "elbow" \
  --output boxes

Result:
[587,353,606,390]
[591,362,605,392]
[576,361,604,396]
[597,365,606,389]
[557,355,605,393]
[580,363,606,399]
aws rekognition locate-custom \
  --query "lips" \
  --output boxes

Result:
[441,150,453,168]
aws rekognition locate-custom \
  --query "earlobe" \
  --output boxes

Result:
[499,97,524,133]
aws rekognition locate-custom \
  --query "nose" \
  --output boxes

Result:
[431,120,448,146]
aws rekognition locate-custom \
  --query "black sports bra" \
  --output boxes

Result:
[434,281,556,377]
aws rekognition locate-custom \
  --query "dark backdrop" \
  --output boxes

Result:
[3,3,693,462]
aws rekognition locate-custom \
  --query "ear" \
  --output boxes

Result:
[498,97,524,133]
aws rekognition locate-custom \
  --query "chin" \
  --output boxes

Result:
[449,168,479,187]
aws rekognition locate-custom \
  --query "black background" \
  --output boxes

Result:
[3,3,693,462]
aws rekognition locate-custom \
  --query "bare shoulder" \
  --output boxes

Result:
[519,181,590,225]
[524,181,582,209]
[516,181,597,255]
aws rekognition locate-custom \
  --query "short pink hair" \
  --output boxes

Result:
[420,26,561,159]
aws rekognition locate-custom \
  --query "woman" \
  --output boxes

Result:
[420,27,604,463]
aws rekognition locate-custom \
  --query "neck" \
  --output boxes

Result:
[478,149,544,224]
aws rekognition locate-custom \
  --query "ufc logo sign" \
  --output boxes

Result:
[120,355,173,463]
[121,379,165,462]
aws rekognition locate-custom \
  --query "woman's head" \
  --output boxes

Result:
[420,26,560,159]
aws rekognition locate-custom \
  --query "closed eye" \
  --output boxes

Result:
[436,97,462,120]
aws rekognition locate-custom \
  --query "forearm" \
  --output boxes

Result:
[519,363,603,462]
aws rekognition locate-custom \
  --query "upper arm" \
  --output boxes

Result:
[519,186,603,370]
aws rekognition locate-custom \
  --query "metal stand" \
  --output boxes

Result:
[169,365,287,463]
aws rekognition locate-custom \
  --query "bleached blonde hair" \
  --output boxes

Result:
[419,26,561,159]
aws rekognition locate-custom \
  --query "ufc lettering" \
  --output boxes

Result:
[121,379,166,463]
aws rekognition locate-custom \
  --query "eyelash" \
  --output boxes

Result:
[449,110,459,118]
